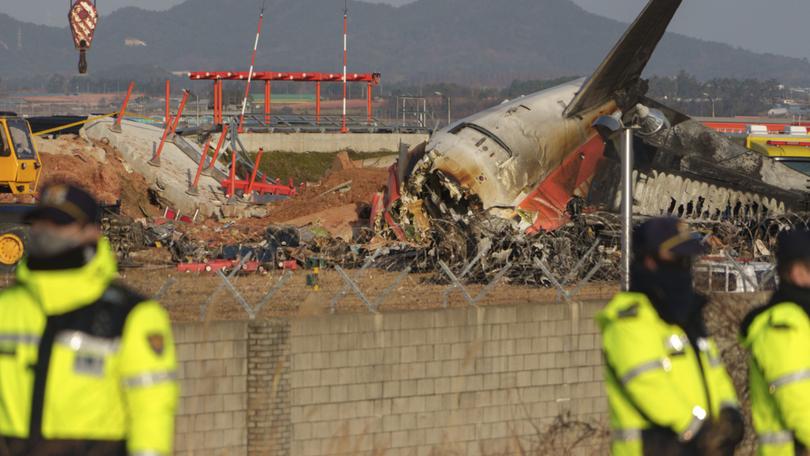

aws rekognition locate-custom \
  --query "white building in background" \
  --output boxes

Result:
[124,38,147,47]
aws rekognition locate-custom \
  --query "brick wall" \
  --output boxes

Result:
[286,301,608,456]
[174,322,249,456]
[248,320,292,455]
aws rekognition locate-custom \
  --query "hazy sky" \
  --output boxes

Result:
[3,0,809,60]
[571,0,810,61]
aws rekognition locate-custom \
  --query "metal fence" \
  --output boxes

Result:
[5,210,803,320]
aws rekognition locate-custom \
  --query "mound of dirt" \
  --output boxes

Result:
[178,163,388,246]
[35,135,158,219]
[264,167,387,223]
[39,152,120,204]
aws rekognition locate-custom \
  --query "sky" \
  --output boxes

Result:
[3,0,809,60]
[571,0,810,61]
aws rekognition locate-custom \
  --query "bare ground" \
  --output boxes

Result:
[118,267,618,322]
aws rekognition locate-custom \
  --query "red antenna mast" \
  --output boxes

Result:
[238,0,267,133]
[341,0,349,134]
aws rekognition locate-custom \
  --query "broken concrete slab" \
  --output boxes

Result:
[82,118,264,219]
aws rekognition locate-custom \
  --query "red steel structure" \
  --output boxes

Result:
[149,89,190,167]
[189,71,381,127]
[187,138,212,196]
[165,80,171,127]
[701,118,810,135]
[111,81,135,132]
[207,123,230,173]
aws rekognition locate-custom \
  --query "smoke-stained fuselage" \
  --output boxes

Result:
[383,0,808,239]
[401,79,620,228]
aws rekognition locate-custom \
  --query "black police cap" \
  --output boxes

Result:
[25,183,99,226]
[776,229,810,266]
[634,217,706,259]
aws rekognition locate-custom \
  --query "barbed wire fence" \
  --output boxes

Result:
[1,212,804,320]
[142,211,810,319]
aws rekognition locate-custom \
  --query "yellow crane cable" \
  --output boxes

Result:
[32,111,165,137]
[32,112,117,137]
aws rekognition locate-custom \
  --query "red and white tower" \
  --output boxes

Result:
[341,1,349,134]
[238,0,267,133]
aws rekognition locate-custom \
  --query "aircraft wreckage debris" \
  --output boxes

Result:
[103,207,810,290]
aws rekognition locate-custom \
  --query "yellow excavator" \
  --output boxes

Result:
[0,114,42,269]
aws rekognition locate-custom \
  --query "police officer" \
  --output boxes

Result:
[741,230,810,455]
[598,217,744,455]
[0,184,177,456]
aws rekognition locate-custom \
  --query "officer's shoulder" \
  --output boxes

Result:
[98,282,149,313]
[0,282,31,305]
[744,301,807,335]
[605,292,650,320]
[767,302,809,329]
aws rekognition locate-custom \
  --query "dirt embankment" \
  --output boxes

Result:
[180,156,389,245]
[33,135,159,218]
[22,137,387,246]
[264,166,387,223]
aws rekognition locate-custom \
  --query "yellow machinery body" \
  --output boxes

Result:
[747,132,810,177]
[0,116,41,195]
[0,116,42,269]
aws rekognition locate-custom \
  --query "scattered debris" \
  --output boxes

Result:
[26,111,801,294]
[317,180,353,198]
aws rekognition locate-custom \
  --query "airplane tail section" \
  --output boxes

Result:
[564,0,682,118]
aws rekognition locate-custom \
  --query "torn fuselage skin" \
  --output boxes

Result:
[396,78,619,238]
[389,86,808,243]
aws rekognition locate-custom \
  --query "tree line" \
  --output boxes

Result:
[0,71,798,120]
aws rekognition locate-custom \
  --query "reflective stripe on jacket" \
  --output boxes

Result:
[597,292,739,456]
[742,301,810,456]
[0,238,178,456]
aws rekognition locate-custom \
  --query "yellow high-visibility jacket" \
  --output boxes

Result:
[742,301,810,456]
[597,292,739,456]
[0,238,177,456]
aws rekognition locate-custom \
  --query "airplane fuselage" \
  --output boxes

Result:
[409,78,616,215]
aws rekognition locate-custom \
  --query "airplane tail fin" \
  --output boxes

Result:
[564,0,682,118]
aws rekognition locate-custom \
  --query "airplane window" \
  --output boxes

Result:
[449,122,514,158]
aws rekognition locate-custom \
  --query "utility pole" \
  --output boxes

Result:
[703,92,716,118]
[434,91,451,127]
[619,128,633,291]
[594,115,635,291]
[194,91,200,127]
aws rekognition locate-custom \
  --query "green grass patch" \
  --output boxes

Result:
[245,150,394,182]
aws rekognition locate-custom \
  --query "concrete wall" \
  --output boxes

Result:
[172,300,609,455]
[219,132,429,154]
[286,302,607,456]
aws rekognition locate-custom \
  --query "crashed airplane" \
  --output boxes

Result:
[377,0,809,243]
